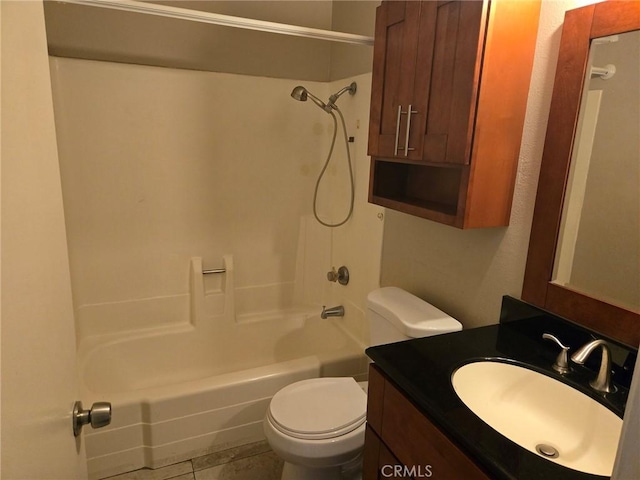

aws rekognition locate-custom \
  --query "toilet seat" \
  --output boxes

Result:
[267,377,367,440]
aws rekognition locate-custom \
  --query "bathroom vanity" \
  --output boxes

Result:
[363,296,636,480]
[364,365,489,479]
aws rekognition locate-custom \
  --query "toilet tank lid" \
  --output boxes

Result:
[367,287,462,338]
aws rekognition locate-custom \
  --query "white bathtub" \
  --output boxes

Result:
[80,311,367,479]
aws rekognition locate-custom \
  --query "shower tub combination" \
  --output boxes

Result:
[79,256,368,479]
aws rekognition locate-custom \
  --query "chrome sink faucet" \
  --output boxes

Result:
[571,339,615,393]
[321,305,344,319]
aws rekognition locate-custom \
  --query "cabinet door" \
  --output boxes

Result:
[363,426,413,480]
[368,1,422,159]
[369,1,487,164]
[414,0,487,165]
[381,379,490,479]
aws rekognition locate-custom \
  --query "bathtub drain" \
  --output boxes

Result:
[536,444,559,459]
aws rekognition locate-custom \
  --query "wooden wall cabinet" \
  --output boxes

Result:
[363,365,490,479]
[368,0,540,228]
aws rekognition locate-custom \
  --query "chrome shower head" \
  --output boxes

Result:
[290,85,330,112]
[291,85,308,102]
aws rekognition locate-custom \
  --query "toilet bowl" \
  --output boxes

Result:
[264,377,367,480]
[264,287,462,479]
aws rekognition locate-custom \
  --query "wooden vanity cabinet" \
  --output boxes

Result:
[368,0,540,228]
[363,364,491,480]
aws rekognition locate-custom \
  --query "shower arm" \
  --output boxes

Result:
[328,82,357,109]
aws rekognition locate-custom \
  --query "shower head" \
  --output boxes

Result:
[291,86,308,102]
[290,85,329,112]
[290,81,357,113]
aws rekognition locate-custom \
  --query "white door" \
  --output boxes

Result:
[1,1,88,478]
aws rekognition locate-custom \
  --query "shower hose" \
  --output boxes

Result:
[313,107,355,228]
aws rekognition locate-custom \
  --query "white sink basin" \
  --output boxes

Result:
[452,361,622,476]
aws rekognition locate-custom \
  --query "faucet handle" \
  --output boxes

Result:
[326,266,349,285]
[542,333,571,374]
[327,268,339,282]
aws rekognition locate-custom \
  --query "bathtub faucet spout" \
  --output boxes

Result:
[321,305,344,319]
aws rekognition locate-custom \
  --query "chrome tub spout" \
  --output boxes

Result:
[321,305,344,319]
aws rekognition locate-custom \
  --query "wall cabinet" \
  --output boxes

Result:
[367,0,540,228]
[363,364,490,479]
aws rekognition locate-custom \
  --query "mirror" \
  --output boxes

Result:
[552,30,640,313]
[522,1,640,348]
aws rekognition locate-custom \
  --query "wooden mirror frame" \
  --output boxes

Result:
[522,1,640,348]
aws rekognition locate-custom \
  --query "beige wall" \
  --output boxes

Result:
[379,1,598,329]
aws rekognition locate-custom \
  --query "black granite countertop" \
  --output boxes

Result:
[365,296,636,480]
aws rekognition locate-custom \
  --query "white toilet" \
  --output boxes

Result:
[264,287,463,480]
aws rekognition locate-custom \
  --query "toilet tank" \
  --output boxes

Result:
[367,287,462,346]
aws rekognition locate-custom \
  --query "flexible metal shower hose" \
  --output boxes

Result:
[312,107,355,228]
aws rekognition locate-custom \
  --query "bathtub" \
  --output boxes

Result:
[80,308,368,479]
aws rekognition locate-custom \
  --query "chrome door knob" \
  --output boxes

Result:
[72,400,111,436]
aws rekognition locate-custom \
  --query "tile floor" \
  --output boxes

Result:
[103,441,284,480]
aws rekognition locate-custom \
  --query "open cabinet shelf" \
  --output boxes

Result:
[370,160,463,225]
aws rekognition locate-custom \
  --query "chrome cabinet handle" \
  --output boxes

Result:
[72,400,112,436]
[404,104,418,157]
[394,104,403,156]
[392,104,418,157]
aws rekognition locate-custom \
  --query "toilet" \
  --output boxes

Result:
[264,287,463,480]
